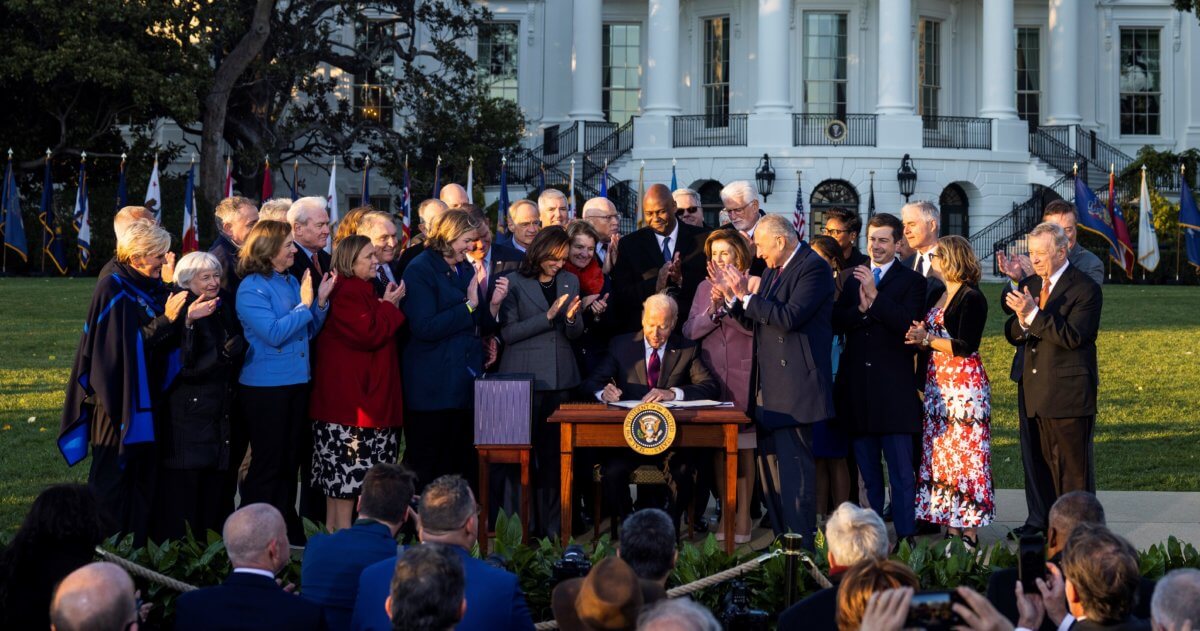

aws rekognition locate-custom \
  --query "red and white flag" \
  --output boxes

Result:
[182,159,199,253]
[144,157,162,220]
[793,176,807,241]
[324,159,338,253]
[223,157,233,198]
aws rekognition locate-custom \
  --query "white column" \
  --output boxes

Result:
[569,0,604,121]
[754,0,791,115]
[643,0,681,116]
[980,0,1017,119]
[1046,0,1082,124]
[876,0,914,116]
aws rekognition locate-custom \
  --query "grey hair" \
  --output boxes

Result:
[357,210,396,235]
[756,213,798,241]
[222,503,287,568]
[174,252,222,287]
[719,180,758,207]
[286,196,328,226]
[113,206,155,241]
[259,198,293,222]
[582,196,616,215]
[825,502,889,566]
[1029,221,1069,251]
[537,188,567,210]
[672,187,701,207]
[902,200,940,225]
[643,293,679,320]
[418,198,449,224]
[638,597,722,631]
[1151,569,1200,629]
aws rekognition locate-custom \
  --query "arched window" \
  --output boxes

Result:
[809,179,860,231]
[939,183,969,238]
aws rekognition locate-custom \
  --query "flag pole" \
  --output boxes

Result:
[1179,163,1185,282]
[3,148,10,274]
[42,148,50,274]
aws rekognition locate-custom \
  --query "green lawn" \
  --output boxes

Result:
[1,278,1198,535]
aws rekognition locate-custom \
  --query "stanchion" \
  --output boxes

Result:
[781,532,804,607]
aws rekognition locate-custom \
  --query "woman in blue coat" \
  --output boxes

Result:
[400,209,489,491]
[236,220,334,542]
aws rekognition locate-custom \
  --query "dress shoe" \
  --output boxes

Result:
[914,520,942,536]
[1008,524,1045,540]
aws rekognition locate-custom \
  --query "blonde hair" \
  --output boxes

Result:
[258,198,293,222]
[426,209,481,258]
[936,235,982,285]
[238,220,293,277]
[115,220,171,263]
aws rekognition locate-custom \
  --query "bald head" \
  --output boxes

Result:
[51,562,137,631]
[223,503,288,572]
[643,184,677,236]
[418,198,449,236]
[439,183,469,209]
[113,206,156,242]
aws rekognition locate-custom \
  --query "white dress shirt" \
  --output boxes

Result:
[1021,260,1071,328]
[912,247,936,277]
[232,567,276,580]
[654,222,680,260]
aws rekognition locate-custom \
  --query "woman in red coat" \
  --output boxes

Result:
[310,235,406,531]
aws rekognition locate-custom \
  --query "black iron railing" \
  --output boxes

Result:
[584,118,635,166]
[792,114,877,146]
[1029,129,1080,178]
[969,175,1072,274]
[671,114,748,148]
[921,116,992,149]
[583,121,618,151]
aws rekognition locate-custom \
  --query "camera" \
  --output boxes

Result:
[1018,533,1047,593]
[719,580,770,631]
[905,591,964,631]
[552,544,592,584]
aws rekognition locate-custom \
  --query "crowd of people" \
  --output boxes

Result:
[0,173,1152,628]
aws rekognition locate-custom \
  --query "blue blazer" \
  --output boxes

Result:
[351,545,534,631]
[400,250,485,411]
[236,271,327,387]
[731,242,836,429]
[301,521,398,631]
[174,571,326,631]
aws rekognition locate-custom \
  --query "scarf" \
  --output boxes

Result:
[565,257,605,296]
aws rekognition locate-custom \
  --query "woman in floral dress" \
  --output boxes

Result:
[906,235,994,549]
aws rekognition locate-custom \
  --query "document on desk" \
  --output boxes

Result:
[607,400,733,410]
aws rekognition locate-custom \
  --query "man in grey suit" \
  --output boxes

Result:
[997,199,1104,538]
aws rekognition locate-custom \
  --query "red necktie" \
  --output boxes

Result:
[647,348,661,388]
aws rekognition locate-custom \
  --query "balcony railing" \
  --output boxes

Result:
[922,116,993,150]
[672,114,748,148]
[585,117,635,166]
[792,113,877,146]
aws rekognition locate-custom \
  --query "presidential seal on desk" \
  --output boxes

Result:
[623,403,676,455]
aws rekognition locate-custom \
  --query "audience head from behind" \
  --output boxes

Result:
[386,543,466,631]
[1061,523,1142,625]
[825,502,889,576]
[552,556,658,631]
[258,197,294,223]
[418,199,449,237]
[809,235,845,275]
[1151,568,1200,631]
[439,183,469,209]
[237,219,294,278]
[642,293,678,351]
[357,211,400,265]
[287,196,331,252]
[901,200,940,253]
[223,503,290,576]
[865,213,904,267]
[539,188,571,229]
[835,559,919,631]
[112,206,156,242]
[618,509,678,587]
[215,196,260,247]
[358,463,418,537]
[1047,490,1106,559]
[416,475,478,549]
[637,597,721,631]
[50,562,138,631]
[752,213,800,269]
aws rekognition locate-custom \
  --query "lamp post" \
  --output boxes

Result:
[897,154,917,203]
[755,153,776,202]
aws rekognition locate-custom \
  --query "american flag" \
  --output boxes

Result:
[399,161,412,248]
[793,178,807,241]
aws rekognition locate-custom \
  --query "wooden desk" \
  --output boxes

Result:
[548,403,750,554]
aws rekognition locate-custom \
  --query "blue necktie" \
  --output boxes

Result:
[872,267,882,285]
[661,236,671,263]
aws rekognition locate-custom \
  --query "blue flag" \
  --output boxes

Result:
[670,163,678,191]
[3,161,28,262]
[40,157,67,275]
[1180,175,1200,270]
[73,158,91,271]
[115,159,128,211]
[599,162,608,198]
[498,159,510,233]
[1073,176,1120,262]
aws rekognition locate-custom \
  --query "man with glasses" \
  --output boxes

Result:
[822,207,869,268]
[673,188,706,228]
[50,562,142,631]
[353,475,535,631]
[505,199,543,253]
[719,180,768,275]
[582,196,622,273]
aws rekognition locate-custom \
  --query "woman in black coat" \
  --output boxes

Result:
[154,251,246,540]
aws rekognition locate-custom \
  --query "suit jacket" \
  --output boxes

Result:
[209,233,244,297]
[608,223,710,333]
[986,565,1155,631]
[900,252,947,305]
[368,260,405,298]
[174,571,326,631]
[730,242,836,429]
[832,261,927,435]
[351,545,534,631]
[498,271,584,391]
[582,331,718,402]
[719,217,768,276]
[682,278,754,411]
[1005,264,1102,419]
[393,239,425,279]
[776,577,842,631]
[301,521,398,631]
[484,243,524,306]
[290,245,332,297]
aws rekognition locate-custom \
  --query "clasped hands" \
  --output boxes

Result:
[655,252,684,292]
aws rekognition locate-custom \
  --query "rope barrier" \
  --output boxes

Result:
[94,546,199,594]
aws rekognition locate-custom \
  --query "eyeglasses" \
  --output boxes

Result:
[725,201,757,214]
[585,213,619,221]
[676,206,701,214]
[822,227,851,236]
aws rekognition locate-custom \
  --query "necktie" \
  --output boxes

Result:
[661,236,672,263]
[766,267,783,296]
[647,348,661,387]
[872,267,882,285]
[377,264,389,286]
[1039,281,1051,309]
[474,260,487,293]
[312,252,323,277]
[916,255,926,277]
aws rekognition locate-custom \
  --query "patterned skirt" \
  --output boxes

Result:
[311,422,399,499]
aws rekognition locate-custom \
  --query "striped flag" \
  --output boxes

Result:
[400,158,413,246]
[793,176,807,241]
[144,156,162,219]
[223,157,233,198]
[325,159,339,253]
[1137,167,1160,272]
[181,159,199,253]
[1107,168,1135,279]
[497,157,510,235]
[72,155,91,270]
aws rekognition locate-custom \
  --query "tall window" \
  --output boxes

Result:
[803,13,848,118]
[809,180,859,233]
[354,19,395,123]
[703,16,730,127]
[602,24,641,126]
[1015,27,1041,124]
[1119,28,1161,135]
[917,19,941,119]
[479,22,519,103]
